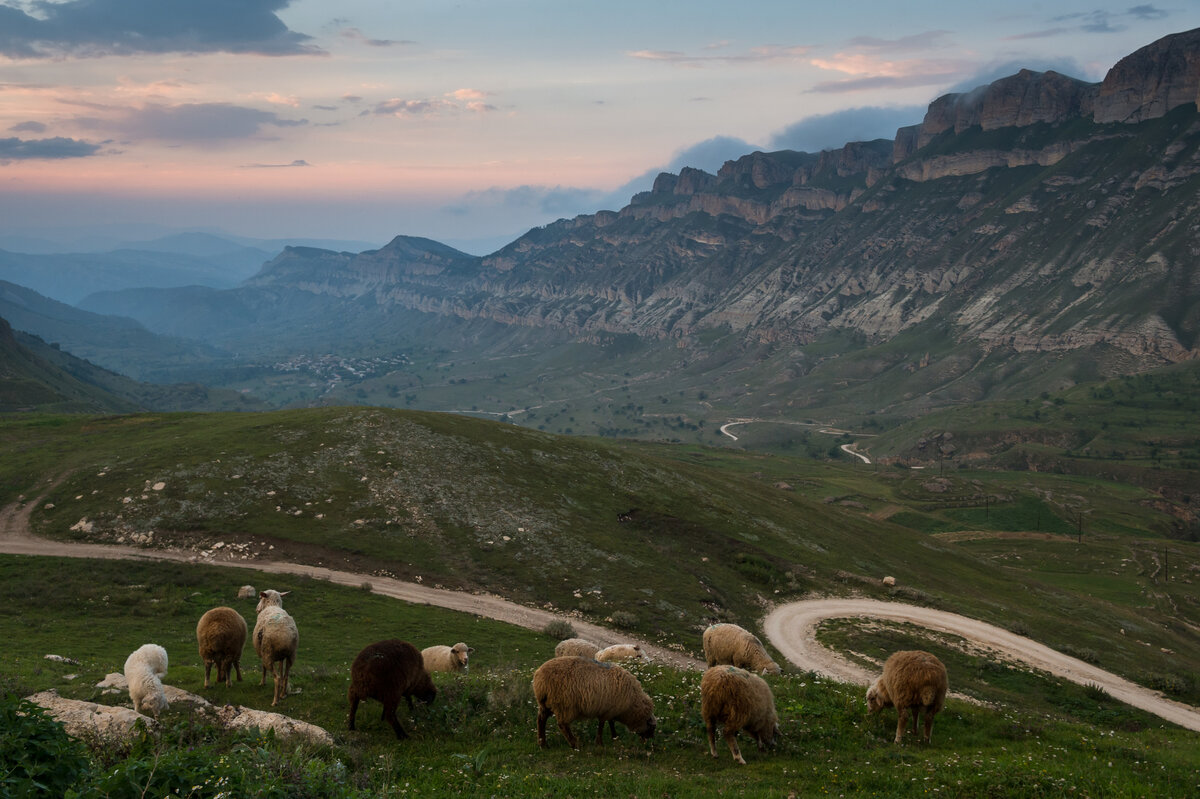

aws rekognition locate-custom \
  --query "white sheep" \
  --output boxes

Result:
[701,665,780,765]
[532,656,657,749]
[866,650,948,743]
[554,638,600,659]
[421,642,474,673]
[253,589,298,706]
[702,623,782,675]
[123,643,169,718]
[595,644,648,663]
[882,576,896,587]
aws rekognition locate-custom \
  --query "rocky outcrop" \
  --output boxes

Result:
[1095,28,1200,123]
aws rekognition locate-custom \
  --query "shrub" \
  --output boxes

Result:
[542,619,576,640]
[0,692,90,797]
[610,610,637,629]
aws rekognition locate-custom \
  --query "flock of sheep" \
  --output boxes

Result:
[121,592,949,765]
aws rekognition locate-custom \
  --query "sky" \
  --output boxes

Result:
[0,1,1193,254]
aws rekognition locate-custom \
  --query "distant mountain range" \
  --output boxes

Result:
[8,29,1200,425]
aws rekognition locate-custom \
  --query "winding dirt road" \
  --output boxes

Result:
[5,489,1199,731]
[763,598,1200,733]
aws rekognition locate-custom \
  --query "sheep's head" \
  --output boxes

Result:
[866,679,891,712]
[255,589,289,614]
[760,660,782,676]
[451,642,474,670]
[635,713,657,740]
[141,692,170,719]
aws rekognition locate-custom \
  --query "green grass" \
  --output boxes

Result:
[3,555,1197,798]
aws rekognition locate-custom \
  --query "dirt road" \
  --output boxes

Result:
[0,493,700,670]
[763,598,1200,733]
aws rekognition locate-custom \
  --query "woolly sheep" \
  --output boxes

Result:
[532,656,656,749]
[595,644,647,663]
[701,665,780,765]
[421,642,474,673]
[866,649,948,744]
[197,606,247,688]
[882,576,896,587]
[348,639,437,739]
[554,638,601,659]
[253,589,298,706]
[702,623,782,675]
[123,643,169,718]
[237,585,257,600]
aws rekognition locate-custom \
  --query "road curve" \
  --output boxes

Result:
[762,598,1200,732]
[0,494,700,671]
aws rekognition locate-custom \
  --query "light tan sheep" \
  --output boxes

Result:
[123,643,169,718]
[421,642,474,673]
[554,638,600,659]
[253,589,298,706]
[595,644,647,663]
[882,576,896,587]
[866,650,948,743]
[702,623,782,675]
[701,665,780,765]
[197,606,247,688]
[532,656,656,749]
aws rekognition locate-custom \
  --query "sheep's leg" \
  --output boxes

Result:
[233,660,242,683]
[894,707,908,744]
[536,705,551,748]
[405,695,414,711]
[557,720,580,749]
[348,695,360,730]
[724,725,746,765]
[706,718,719,759]
[383,699,409,740]
[609,719,619,740]
[594,719,605,746]
[203,661,213,689]
[923,709,935,743]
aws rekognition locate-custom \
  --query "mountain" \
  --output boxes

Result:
[76,29,1200,422]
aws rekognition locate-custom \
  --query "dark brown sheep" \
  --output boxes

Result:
[196,606,247,688]
[348,639,437,739]
[532,656,656,749]
[701,665,780,765]
[867,650,949,743]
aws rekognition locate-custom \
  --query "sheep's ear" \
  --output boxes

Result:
[467,647,475,653]
[279,591,291,597]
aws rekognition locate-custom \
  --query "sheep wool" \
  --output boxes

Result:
[123,643,169,718]
[867,649,949,744]
[701,665,780,765]
[197,606,248,688]
[421,642,474,673]
[702,623,782,675]
[349,639,437,739]
[595,644,647,663]
[554,638,600,659]
[253,589,298,706]
[532,656,656,749]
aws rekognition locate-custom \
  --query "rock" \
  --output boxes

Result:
[882,576,896,587]
[212,705,334,746]
[1094,28,1200,123]
[25,689,155,741]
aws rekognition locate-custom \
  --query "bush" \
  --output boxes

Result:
[542,619,576,640]
[0,692,91,797]
[610,610,637,629]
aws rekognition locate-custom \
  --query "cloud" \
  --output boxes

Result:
[372,91,496,117]
[628,44,810,66]
[0,136,101,161]
[10,120,46,133]
[0,0,321,59]
[1127,4,1168,20]
[243,159,310,168]
[1003,28,1070,41]
[946,58,1089,93]
[808,38,973,94]
[606,135,758,203]
[1049,5,1168,35]
[75,102,307,144]
[338,27,413,47]
[842,31,954,53]
[767,106,926,152]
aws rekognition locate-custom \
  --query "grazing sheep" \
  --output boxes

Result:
[123,644,169,718]
[882,576,896,587]
[701,665,780,765]
[348,639,437,739]
[702,623,782,675]
[595,644,647,663]
[532,656,656,749]
[237,585,257,600]
[196,606,247,688]
[866,650,948,744]
[421,642,474,673]
[555,638,600,659]
[253,589,298,706]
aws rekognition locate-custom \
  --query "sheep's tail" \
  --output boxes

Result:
[918,685,938,706]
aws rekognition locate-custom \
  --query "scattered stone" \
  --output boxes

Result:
[212,705,333,746]
[44,654,80,665]
[152,482,166,491]
[25,689,155,741]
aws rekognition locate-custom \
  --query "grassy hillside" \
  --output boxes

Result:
[2,556,1196,798]
[3,406,1197,707]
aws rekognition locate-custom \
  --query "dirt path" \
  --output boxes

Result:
[0,492,700,671]
[762,598,1200,732]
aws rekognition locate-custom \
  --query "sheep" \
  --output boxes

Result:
[253,589,298,706]
[702,623,782,675]
[866,650,948,744]
[595,644,647,663]
[555,638,601,659]
[701,665,780,765]
[196,606,247,688]
[532,656,656,749]
[421,642,474,673]
[237,585,257,600]
[348,639,437,739]
[882,576,896,587]
[123,643,169,718]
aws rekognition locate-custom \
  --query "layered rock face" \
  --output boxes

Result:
[1094,28,1200,123]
